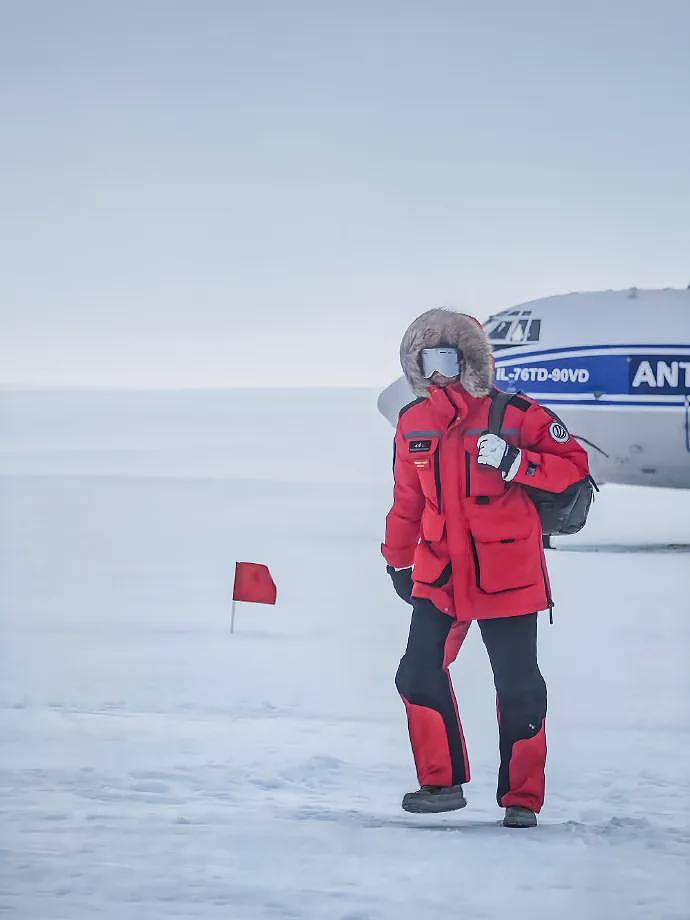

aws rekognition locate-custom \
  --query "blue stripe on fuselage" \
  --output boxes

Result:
[494,348,690,399]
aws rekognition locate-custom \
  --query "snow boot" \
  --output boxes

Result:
[503,806,537,828]
[401,784,466,814]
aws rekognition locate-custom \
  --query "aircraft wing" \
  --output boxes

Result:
[377,376,416,426]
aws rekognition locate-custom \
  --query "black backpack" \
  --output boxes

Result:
[488,390,598,536]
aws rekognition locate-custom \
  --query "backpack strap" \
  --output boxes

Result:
[487,389,514,435]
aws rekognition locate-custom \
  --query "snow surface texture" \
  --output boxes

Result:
[1,389,689,920]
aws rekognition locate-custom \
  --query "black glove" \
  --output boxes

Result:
[386,565,414,605]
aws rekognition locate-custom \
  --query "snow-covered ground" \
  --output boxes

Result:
[1,389,689,920]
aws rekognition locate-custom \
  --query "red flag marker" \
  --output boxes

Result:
[231,562,277,632]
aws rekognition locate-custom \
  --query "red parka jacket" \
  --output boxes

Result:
[381,383,590,620]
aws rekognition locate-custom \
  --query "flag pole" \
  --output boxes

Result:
[231,598,237,634]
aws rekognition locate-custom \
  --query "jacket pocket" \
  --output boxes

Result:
[413,541,452,587]
[470,530,540,594]
[421,506,445,542]
[464,436,506,499]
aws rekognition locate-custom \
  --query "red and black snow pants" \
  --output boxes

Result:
[395,598,547,812]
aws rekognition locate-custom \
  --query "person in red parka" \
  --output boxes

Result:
[381,308,590,828]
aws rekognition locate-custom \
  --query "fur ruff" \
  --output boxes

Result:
[400,308,494,398]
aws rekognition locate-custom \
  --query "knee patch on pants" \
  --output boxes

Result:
[496,673,547,733]
[395,655,445,706]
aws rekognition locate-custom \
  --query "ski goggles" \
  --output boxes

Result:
[420,347,462,379]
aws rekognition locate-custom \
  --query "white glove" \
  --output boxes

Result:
[476,434,522,482]
[477,433,507,468]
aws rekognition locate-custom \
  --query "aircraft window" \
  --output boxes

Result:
[510,319,530,342]
[487,321,512,340]
[527,319,541,341]
[486,312,540,344]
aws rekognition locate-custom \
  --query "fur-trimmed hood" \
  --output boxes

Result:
[399,308,494,398]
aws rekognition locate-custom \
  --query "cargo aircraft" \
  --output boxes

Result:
[378,288,690,490]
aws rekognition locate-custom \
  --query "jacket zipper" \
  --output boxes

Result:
[437,389,458,513]
[470,536,481,589]
[434,444,442,512]
[465,451,471,498]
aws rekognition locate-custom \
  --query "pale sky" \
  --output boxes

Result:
[2,0,689,388]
